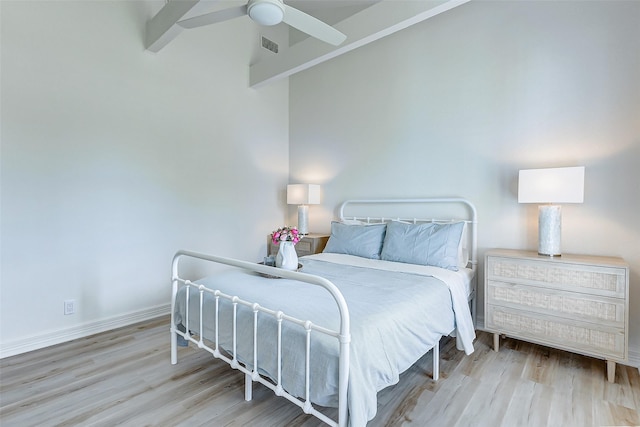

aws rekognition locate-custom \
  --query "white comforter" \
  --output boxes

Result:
[309,253,476,355]
[174,253,475,426]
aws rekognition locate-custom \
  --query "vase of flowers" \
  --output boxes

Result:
[272,226,300,271]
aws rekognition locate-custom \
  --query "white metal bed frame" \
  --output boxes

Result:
[170,197,477,427]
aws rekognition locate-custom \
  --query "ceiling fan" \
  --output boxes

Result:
[177,0,347,46]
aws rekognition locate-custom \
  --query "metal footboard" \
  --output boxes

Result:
[171,250,351,427]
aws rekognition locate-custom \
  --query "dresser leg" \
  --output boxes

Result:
[493,333,499,352]
[606,360,616,383]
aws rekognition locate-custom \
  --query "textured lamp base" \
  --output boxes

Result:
[297,205,309,235]
[538,205,561,256]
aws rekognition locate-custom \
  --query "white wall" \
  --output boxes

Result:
[289,1,640,365]
[0,1,289,356]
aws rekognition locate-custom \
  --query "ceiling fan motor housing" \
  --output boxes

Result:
[248,0,285,26]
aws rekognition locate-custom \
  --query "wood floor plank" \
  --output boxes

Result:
[1,315,638,427]
[500,382,536,427]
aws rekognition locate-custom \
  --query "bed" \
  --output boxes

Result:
[171,198,478,427]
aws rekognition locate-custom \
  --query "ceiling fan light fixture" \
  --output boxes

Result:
[248,0,285,26]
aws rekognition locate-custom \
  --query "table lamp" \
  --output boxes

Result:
[287,184,320,235]
[518,166,585,256]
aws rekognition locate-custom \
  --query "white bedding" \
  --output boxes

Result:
[174,253,475,426]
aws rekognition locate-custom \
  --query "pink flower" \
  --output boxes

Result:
[271,226,300,245]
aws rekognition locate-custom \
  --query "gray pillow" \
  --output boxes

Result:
[323,222,387,259]
[380,221,465,271]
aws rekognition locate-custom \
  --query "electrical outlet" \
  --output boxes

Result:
[64,299,76,315]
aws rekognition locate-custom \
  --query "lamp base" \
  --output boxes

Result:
[297,205,309,235]
[538,205,561,257]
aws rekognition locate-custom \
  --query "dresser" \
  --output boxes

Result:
[484,249,629,383]
[267,233,330,258]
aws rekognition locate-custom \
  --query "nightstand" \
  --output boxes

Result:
[267,233,330,257]
[484,249,629,383]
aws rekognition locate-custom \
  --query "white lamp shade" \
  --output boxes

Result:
[518,166,585,204]
[287,184,320,205]
[518,166,585,257]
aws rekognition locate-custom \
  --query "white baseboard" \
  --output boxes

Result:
[0,304,171,359]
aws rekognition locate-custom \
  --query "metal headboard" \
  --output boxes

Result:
[338,197,478,270]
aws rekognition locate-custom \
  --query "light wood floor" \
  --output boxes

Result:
[1,316,638,427]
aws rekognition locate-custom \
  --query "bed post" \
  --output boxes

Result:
[432,339,440,381]
[245,373,253,401]
[170,253,180,365]
[338,334,350,427]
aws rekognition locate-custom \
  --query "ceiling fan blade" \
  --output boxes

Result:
[282,4,346,46]
[177,5,248,29]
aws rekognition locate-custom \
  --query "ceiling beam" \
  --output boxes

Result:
[145,0,207,53]
[249,0,470,88]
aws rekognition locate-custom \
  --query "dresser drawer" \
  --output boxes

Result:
[486,304,626,361]
[486,280,626,327]
[295,240,314,256]
[487,256,627,299]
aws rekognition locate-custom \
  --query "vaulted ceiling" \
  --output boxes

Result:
[146,0,470,87]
